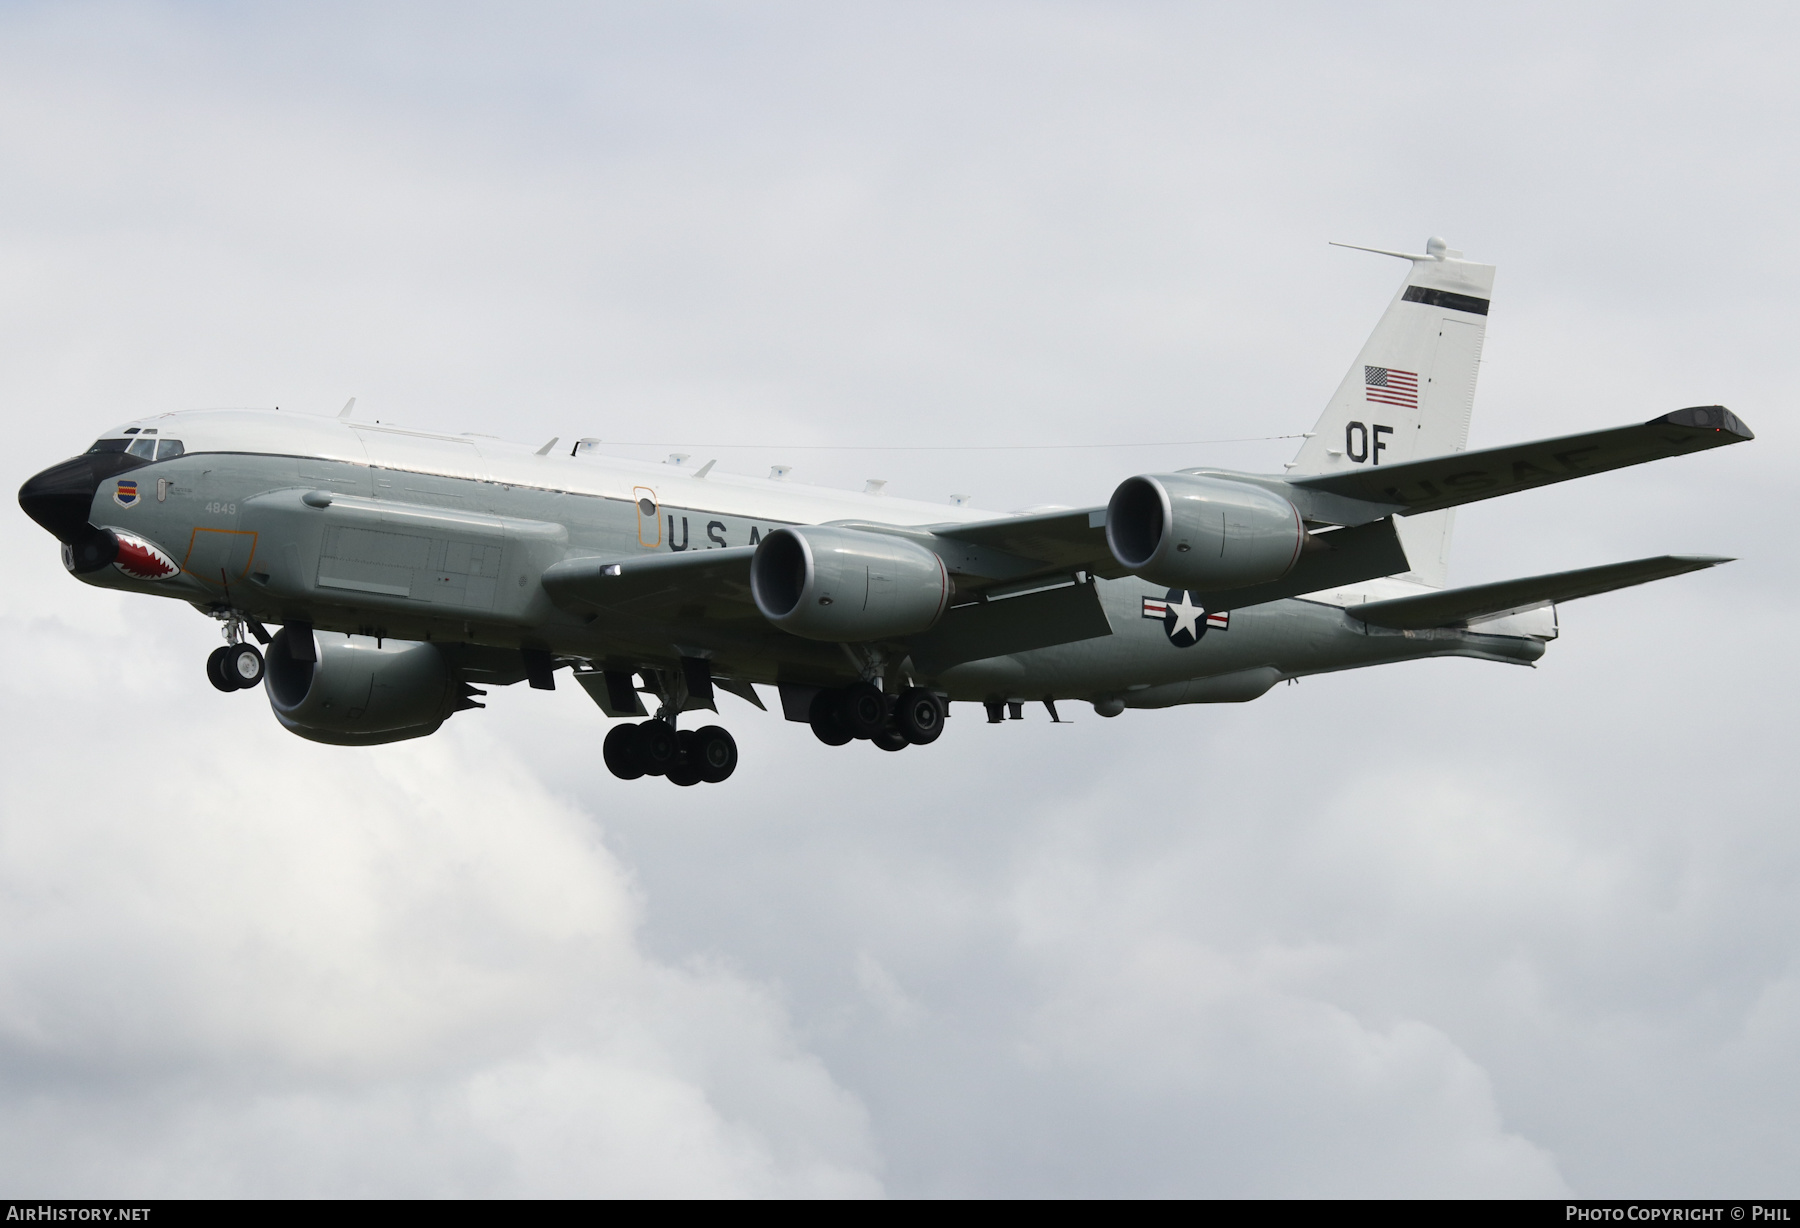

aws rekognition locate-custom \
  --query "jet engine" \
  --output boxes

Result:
[750,525,951,642]
[1105,473,1305,590]
[264,628,469,746]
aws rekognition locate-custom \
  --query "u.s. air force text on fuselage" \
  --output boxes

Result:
[17,238,1752,785]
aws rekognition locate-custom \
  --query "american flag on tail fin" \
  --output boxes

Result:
[1364,366,1418,409]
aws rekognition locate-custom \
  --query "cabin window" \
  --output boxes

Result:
[86,439,130,454]
[126,437,156,459]
[155,439,184,460]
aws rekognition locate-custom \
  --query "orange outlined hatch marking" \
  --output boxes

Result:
[182,527,259,585]
[634,488,661,548]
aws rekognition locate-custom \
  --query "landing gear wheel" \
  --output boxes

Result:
[206,646,237,693]
[637,720,679,776]
[691,725,738,783]
[894,687,946,745]
[604,723,647,780]
[843,682,889,740]
[227,644,264,689]
[871,726,910,752]
[809,690,854,747]
[666,731,703,787]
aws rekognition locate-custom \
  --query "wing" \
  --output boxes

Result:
[906,578,1116,673]
[541,547,758,618]
[1346,554,1731,630]
[1289,407,1753,519]
[1201,518,1410,613]
[924,507,1125,580]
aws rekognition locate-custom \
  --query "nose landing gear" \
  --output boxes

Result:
[204,611,270,693]
[206,643,265,692]
[604,719,738,785]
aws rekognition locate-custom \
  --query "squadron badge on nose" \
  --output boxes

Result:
[1142,589,1229,648]
[113,479,139,507]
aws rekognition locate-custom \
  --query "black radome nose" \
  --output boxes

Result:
[19,451,149,573]
[19,456,103,542]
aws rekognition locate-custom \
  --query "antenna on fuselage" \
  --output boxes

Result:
[534,437,560,456]
[338,398,356,419]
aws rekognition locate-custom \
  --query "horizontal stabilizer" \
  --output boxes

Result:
[1347,554,1731,630]
[1290,406,1753,519]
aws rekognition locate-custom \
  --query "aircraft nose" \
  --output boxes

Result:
[19,450,148,573]
[18,455,105,543]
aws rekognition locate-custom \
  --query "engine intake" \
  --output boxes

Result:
[1106,473,1304,590]
[750,526,950,642]
[265,628,465,745]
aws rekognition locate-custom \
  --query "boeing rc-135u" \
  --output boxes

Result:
[18,239,1752,784]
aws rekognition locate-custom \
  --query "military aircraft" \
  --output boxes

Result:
[18,238,1752,785]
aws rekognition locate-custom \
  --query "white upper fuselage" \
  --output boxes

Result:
[101,407,1001,534]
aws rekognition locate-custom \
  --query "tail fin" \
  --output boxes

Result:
[1287,237,1495,586]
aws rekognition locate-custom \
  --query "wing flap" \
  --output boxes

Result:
[1289,407,1753,518]
[1347,554,1731,630]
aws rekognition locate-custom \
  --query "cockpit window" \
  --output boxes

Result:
[85,437,183,460]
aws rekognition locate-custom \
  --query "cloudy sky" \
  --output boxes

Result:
[1,0,1795,1197]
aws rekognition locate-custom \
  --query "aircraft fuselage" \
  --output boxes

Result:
[40,408,1542,715]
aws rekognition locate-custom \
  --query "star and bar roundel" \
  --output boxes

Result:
[1141,589,1229,648]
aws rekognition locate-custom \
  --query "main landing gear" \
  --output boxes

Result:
[808,683,946,751]
[604,720,738,785]
[206,643,265,692]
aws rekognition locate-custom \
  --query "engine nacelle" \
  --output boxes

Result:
[1105,473,1304,590]
[750,525,951,642]
[265,628,464,746]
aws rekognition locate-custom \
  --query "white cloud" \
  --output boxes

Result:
[2,0,1797,1198]
[0,604,880,1196]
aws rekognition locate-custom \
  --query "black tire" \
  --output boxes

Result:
[809,689,854,747]
[691,725,738,783]
[206,646,237,693]
[843,681,889,740]
[666,731,703,786]
[227,644,265,689]
[603,723,647,780]
[894,687,946,745]
[872,726,910,752]
[637,720,679,775]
